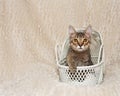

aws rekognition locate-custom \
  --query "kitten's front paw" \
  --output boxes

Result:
[69,68,77,73]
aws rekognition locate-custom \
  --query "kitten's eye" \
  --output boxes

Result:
[73,39,78,42]
[83,38,87,42]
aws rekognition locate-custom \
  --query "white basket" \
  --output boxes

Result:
[55,29,104,86]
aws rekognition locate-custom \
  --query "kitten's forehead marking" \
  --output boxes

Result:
[76,33,85,42]
[77,32,85,37]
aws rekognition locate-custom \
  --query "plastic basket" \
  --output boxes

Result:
[55,29,104,86]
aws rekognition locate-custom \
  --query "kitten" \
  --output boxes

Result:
[66,25,93,73]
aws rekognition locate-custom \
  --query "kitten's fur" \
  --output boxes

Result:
[67,25,93,73]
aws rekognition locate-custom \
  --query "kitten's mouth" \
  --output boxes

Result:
[77,46,84,49]
[79,47,82,49]
[75,45,89,52]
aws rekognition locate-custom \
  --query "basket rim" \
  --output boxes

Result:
[57,60,104,69]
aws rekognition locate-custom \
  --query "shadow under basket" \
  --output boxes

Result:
[55,29,105,86]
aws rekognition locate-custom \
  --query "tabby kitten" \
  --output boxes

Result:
[67,25,93,73]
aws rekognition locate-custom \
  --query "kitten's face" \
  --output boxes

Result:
[69,25,92,52]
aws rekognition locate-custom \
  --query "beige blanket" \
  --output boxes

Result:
[0,0,120,96]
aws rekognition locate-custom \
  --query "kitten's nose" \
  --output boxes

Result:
[81,45,84,49]
[78,43,83,48]
[79,43,83,47]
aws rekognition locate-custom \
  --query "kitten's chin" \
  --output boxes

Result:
[76,49,87,52]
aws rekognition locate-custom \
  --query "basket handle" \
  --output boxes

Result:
[97,45,104,63]
[98,45,105,84]
[55,44,61,65]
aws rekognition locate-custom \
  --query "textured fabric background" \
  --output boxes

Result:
[0,0,120,96]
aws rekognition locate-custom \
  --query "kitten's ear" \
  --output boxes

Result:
[68,25,76,37]
[85,25,92,38]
